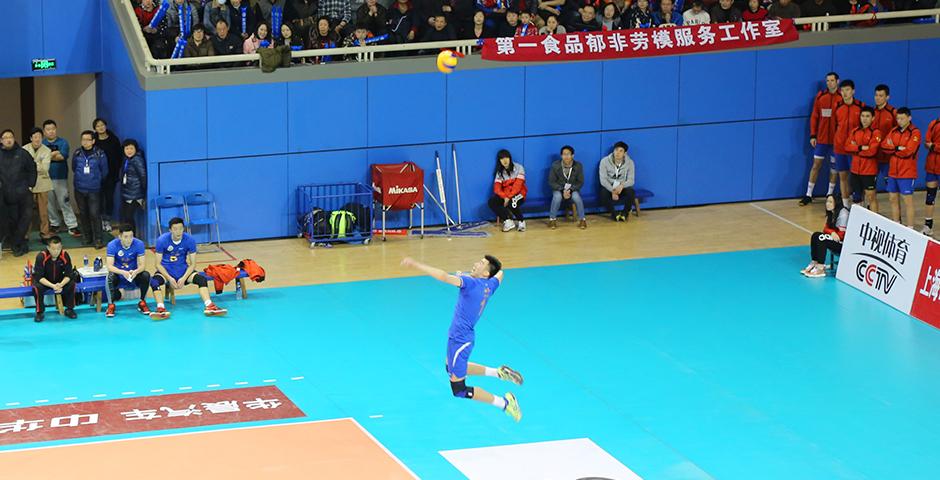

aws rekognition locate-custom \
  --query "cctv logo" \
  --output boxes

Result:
[856,259,898,294]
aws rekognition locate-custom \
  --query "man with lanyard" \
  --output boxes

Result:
[844,107,882,213]
[401,255,524,422]
[801,72,841,206]
[548,145,587,230]
[922,114,940,236]
[831,79,865,209]
[105,224,153,318]
[880,107,921,228]
[149,217,227,320]
[871,84,896,193]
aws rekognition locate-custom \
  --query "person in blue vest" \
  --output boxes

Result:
[72,131,109,249]
[149,217,227,320]
[105,224,152,318]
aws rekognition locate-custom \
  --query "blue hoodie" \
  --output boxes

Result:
[72,146,109,193]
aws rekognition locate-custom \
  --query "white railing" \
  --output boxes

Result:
[120,1,939,75]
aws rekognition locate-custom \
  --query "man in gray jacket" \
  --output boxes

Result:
[548,145,587,230]
[599,141,636,222]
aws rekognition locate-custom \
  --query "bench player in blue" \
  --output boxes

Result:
[104,224,152,317]
[149,217,227,320]
[401,255,524,422]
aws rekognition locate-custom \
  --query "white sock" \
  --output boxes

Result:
[806,182,815,197]
[491,396,507,410]
[157,302,164,309]
[828,182,836,195]
[204,299,212,307]
[484,367,498,378]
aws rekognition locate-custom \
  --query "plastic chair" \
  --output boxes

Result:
[154,194,186,236]
[184,191,222,251]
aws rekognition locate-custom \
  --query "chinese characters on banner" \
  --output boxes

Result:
[481,20,799,61]
[0,386,304,446]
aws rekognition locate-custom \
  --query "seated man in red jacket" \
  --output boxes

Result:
[32,236,78,322]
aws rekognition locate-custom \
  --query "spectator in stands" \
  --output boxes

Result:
[321,0,354,36]
[184,24,217,59]
[801,0,837,18]
[516,11,538,35]
[343,21,376,59]
[93,119,121,235]
[229,0,257,39]
[72,131,108,249]
[599,3,622,29]
[768,0,801,18]
[538,13,567,33]
[287,0,319,42]
[498,10,522,36]
[0,130,37,257]
[844,106,881,212]
[801,195,848,278]
[451,0,478,31]
[119,139,147,236]
[203,0,230,35]
[563,0,599,26]
[548,145,587,230]
[849,0,882,27]
[42,120,80,239]
[104,224,152,318]
[416,0,453,35]
[925,114,940,236]
[167,0,200,41]
[149,217,228,319]
[881,107,920,228]
[31,236,78,322]
[421,14,457,42]
[570,4,602,31]
[23,128,53,242]
[489,149,527,232]
[389,2,419,44]
[357,0,390,35]
[653,0,683,25]
[599,141,636,222]
[710,0,742,22]
[477,0,510,32]
[212,19,244,57]
[742,0,770,20]
[136,0,172,58]
[277,23,304,63]
[462,10,492,39]
[255,0,288,29]
[536,0,565,26]
[308,17,341,63]
[872,84,896,193]
[623,0,653,28]
[683,0,711,25]
[244,22,274,54]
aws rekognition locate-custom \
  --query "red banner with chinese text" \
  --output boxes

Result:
[481,20,799,62]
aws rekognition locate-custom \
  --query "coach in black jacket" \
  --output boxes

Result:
[32,236,78,322]
[0,129,38,257]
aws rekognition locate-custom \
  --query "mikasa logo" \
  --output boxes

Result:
[389,185,418,194]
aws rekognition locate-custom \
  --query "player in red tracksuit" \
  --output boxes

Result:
[801,72,841,206]
[922,115,940,236]
[880,107,920,228]
[871,84,896,191]
[844,107,882,213]
[832,79,865,209]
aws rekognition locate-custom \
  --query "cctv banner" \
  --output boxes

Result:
[836,206,934,317]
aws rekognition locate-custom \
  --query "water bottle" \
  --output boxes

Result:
[83,255,89,268]
[93,256,102,272]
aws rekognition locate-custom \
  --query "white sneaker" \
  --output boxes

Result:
[517,220,526,232]
[806,265,827,278]
[502,219,516,232]
[800,262,815,275]
[921,225,933,236]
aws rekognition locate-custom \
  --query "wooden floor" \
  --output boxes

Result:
[1,193,928,312]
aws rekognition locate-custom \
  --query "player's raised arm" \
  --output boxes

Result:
[401,257,462,287]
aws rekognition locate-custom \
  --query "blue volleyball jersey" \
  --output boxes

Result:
[106,238,146,271]
[155,232,197,279]
[448,275,500,342]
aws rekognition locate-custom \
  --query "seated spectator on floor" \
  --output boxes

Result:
[287,0,319,43]
[462,10,492,39]
[548,145,587,230]
[184,24,216,58]
[149,218,227,320]
[599,141,636,222]
[849,0,882,27]
[569,4,602,31]
[31,236,77,322]
[203,0,230,35]
[389,1,419,44]
[229,0,257,39]
[119,139,147,236]
[516,11,538,35]
[622,0,652,28]
[682,0,711,25]
[497,9,522,36]
[710,0,742,23]
[320,0,354,36]
[742,0,769,20]
[768,0,801,18]
[653,0,683,25]
[244,23,274,54]
[801,0,837,19]
[489,149,528,232]
[421,14,457,42]
[105,224,152,318]
[801,195,848,278]
[167,0,200,41]
[599,3,622,29]
[538,14,567,33]
[212,19,244,57]
[136,0,172,58]
[357,0,390,35]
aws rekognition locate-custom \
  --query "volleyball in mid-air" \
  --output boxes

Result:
[436,50,460,74]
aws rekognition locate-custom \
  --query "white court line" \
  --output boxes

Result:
[92,394,107,398]
[178,386,192,391]
[368,415,384,419]
[262,379,276,383]
[749,203,813,234]
[64,397,78,401]
[34,400,49,404]
[121,392,136,396]
[206,384,221,388]
[150,389,164,393]
[350,418,419,479]
[234,381,248,385]
[0,418,348,455]
[5,402,20,407]
[290,376,304,381]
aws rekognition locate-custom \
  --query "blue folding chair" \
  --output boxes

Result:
[154,194,186,236]
[184,191,222,251]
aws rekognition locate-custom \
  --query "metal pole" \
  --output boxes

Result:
[435,151,451,235]
[452,144,462,226]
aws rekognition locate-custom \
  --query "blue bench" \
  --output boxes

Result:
[520,188,655,219]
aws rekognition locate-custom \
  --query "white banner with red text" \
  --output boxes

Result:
[481,19,799,62]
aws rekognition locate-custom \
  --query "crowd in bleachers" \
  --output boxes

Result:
[129,0,938,64]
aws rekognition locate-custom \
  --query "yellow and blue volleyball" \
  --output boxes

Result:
[436,50,459,74]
